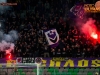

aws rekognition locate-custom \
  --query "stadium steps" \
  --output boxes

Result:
[0,68,99,75]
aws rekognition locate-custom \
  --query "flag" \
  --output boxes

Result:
[44,29,59,47]
[70,3,85,19]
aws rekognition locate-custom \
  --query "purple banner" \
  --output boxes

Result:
[0,58,17,67]
[0,58,16,63]
[0,58,100,67]
[42,58,100,67]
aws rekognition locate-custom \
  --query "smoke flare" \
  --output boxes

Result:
[0,30,18,54]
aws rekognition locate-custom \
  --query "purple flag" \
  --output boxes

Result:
[44,29,59,47]
[70,3,85,19]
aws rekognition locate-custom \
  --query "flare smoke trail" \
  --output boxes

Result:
[0,30,18,54]
[0,0,18,55]
[81,18,98,39]
[76,17,99,43]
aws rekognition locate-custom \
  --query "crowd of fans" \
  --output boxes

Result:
[0,0,100,58]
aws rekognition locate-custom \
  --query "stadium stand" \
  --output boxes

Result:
[0,0,99,58]
[0,0,100,75]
